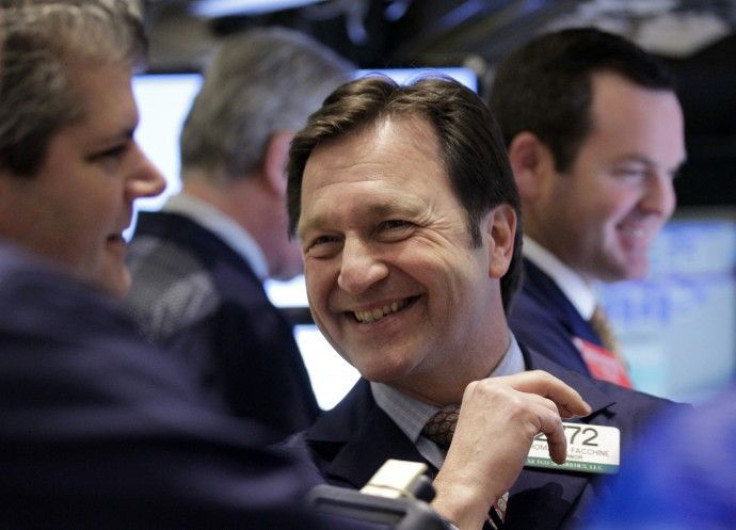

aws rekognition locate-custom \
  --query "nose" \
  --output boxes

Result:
[337,238,389,295]
[126,143,167,201]
[642,171,676,217]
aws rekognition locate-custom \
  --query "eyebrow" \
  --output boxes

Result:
[614,154,685,173]
[298,197,424,238]
[613,154,655,165]
[91,126,136,148]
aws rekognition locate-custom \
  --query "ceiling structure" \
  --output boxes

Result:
[142,0,736,206]
[143,0,735,69]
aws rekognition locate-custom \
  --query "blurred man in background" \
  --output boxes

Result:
[489,27,686,387]
[126,27,354,436]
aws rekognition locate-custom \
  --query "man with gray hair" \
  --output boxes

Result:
[0,0,165,297]
[0,2,365,527]
[126,27,354,436]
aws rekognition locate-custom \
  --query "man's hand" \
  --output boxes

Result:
[430,370,592,529]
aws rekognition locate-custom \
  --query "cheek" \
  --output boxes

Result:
[662,184,677,216]
[577,184,631,222]
[426,253,482,310]
[305,266,331,310]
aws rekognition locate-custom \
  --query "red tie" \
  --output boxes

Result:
[578,305,633,388]
[423,405,508,528]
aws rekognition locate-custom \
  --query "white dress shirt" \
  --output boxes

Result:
[522,235,597,321]
[371,331,526,469]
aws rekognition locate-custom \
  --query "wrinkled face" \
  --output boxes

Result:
[534,71,685,282]
[0,62,165,297]
[297,117,511,402]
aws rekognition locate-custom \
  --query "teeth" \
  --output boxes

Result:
[354,300,406,323]
[619,224,646,238]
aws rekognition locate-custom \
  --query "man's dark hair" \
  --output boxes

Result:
[489,27,677,172]
[287,75,523,311]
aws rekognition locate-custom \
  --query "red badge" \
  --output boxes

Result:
[573,337,633,388]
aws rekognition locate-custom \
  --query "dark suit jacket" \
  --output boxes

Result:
[0,242,350,529]
[509,258,599,376]
[126,211,319,436]
[285,346,684,530]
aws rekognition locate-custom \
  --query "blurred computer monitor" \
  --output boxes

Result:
[599,208,736,403]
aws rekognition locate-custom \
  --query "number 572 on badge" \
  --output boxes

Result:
[525,422,621,474]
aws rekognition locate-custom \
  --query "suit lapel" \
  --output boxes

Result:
[523,259,600,345]
[327,407,425,489]
[306,380,426,490]
[524,345,618,414]
[504,346,619,529]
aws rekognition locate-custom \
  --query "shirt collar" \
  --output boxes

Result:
[162,192,269,280]
[523,235,597,320]
[371,330,526,445]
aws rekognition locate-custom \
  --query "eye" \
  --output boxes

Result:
[95,142,129,160]
[304,234,342,258]
[612,165,647,179]
[380,219,412,230]
[376,219,415,241]
[88,143,130,172]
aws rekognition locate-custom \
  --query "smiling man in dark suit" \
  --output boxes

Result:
[283,74,685,530]
[489,28,686,387]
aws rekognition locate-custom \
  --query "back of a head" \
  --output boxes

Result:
[489,26,677,172]
[286,75,523,311]
[179,26,354,183]
[0,0,146,177]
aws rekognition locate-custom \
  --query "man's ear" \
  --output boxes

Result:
[261,130,294,196]
[507,131,550,203]
[485,203,517,279]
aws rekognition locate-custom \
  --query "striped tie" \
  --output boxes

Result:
[423,405,508,528]
[590,305,621,357]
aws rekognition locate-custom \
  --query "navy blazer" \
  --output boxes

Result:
[509,258,599,376]
[286,346,684,530]
[127,211,320,436]
[0,242,356,529]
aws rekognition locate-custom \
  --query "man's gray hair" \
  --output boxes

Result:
[180,26,354,182]
[0,0,146,176]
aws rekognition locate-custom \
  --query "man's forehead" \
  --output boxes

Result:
[298,184,425,233]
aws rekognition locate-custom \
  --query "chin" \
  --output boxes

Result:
[96,267,132,299]
[623,259,650,280]
[358,356,415,385]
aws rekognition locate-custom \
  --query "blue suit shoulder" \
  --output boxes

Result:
[0,242,347,528]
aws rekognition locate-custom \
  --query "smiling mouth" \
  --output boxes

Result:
[352,296,419,324]
[618,225,646,237]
